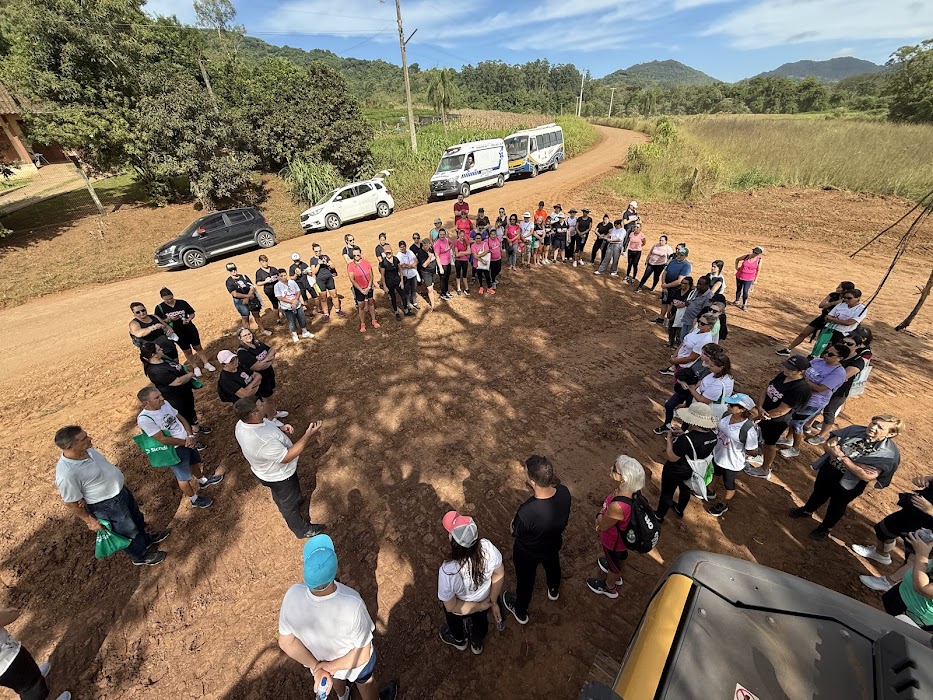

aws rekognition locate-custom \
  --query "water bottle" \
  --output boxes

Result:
[316,677,329,700]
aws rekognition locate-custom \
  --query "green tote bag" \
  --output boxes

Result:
[133,430,180,468]
[95,520,132,559]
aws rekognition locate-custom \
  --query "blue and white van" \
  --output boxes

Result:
[505,124,564,178]
[429,138,509,199]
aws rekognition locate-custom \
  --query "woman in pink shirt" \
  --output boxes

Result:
[434,228,454,300]
[733,245,764,311]
[624,222,646,284]
[487,229,503,290]
[635,235,674,293]
[470,235,493,295]
[454,230,471,296]
[505,214,521,271]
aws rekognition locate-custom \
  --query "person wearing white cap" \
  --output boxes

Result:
[519,213,534,268]
[707,394,761,517]
[622,201,639,236]
[437,511,504,655]
[278,534,399,700]
[654,403,718,521]
[289,252,317,317]
[216,350,278,420]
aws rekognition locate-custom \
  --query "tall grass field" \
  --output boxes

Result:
[600,114,933,203]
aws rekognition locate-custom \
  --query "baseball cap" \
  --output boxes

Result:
[783,355,811,371]
[291,253,301,260]
[724,393,755,410]
[582,208,590,213]
[217,349,236,365]
[225,263,237,271]
[629,201,638,209]
[434,218,442,224]
[303,534,338,590]
[443,511,478,548]
[753,246,765,254]
[523,212,531,218]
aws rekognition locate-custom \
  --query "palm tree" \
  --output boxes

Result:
[427,69,455,132]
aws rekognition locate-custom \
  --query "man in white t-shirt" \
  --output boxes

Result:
[661,313,716,376]
[396,240,419,312]
[278,535,399,700]
[233,396,325,539]
[136,386,222,509]
[54,425,169,566]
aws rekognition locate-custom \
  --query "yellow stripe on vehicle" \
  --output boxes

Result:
[508,159,525,168]
[613,573,693,700]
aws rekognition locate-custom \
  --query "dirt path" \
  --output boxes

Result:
[2,126,932,699]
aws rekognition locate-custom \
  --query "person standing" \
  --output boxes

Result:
[487,228,503,289]
[216,349,270,416]
[396,240,419,312]
[430,217,443,241]
[654,404,718,521]
[54,426,169,566]
[289,253,317,317]
[808,328,873,445]
[453,193,469,220]
[519,213,535,269]
[776,282,855,357]
[378,243,408,320]
[274,269,314,343]
[733,246,764,312]
[309,244,345,322]
[744,356,813,481]
[470,233,493,295]
[278,535,399,700]
[590,214,612,266]
[500,456,572,625]
[453,230,471,296]
[128,302,178,361]
[505,215,521,272]
[658,313,715,376]
[474,207,489,230]
[154,288,215,378]
[341,234,361,264]
[564,209,578,262]
[624,223,646,283]
[0,608,71,700]
[437,512,505,655]
[707,394,760,517]
[347,251,379,333]
[653,245,691,324]
[572,208,592,267]
[136,386,221,509]
[635,235,673,293]
[434,229,454,299]
[586,455,646,598]
[622,201,639,237]
[225,263,272,336]
[779,345,848,459]
[237,327,287,421]
[255,255,284,325]
[594,219,625,276]
[233,396,326,539]
[789,415,903,540]
[139,341,210,440]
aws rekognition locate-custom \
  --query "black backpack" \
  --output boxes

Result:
[613,492,661,554]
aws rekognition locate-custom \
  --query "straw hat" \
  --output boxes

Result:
[675,402,717,429]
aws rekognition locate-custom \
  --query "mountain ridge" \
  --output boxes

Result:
[755,57,884,82]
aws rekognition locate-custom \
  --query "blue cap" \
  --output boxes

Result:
[303,534,338,590]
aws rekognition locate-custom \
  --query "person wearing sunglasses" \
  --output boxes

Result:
[778,344,848,458]
[660,313,715,376]
[776,281,855,357]
[128,301,179,361]
[811,288,868,356]
[808,327,873,446]
[341,233,361,264]
[348,250,379,332]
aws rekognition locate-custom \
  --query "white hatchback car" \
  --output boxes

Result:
[299,178,395,232]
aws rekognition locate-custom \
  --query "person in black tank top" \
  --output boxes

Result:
[128,301,178,361]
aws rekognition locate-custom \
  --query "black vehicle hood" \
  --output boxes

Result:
[156,231,199,253]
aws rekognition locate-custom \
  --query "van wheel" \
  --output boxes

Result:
[256,230,276,248]
[325,213,342,230]
[551,159,559,171]
[530,165,538,178]
[376,201,391,218]
[496,174,505,188]
[182,248,206,269]
[459,183,471,197]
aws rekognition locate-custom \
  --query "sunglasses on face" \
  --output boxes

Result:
[134,309,146,315]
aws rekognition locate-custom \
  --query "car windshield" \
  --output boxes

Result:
[505,136,528,159]
[436,154,465,173]
[313,189,338,207]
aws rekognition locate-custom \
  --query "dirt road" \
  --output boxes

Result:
[2,124,932,699]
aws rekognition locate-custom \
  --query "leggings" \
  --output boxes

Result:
[402,277,418,307]
[664,388,692,425]
[439,264,451,295]
[263,285,278,310]
[0,646,48,700]
[490,259,502,285]
[444,608,488,646]
[386,282,404,312]
[626,250,642,278]
[455,260,469,280]
[656,461,692,519]
[637,263,665,291]
[475,268,492,289]
[574,233,589,256]
[591,238,608,264]
[802,465,867,530]
[734,278,754,304]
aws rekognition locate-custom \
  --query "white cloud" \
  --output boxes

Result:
[705,0,933,49]
[143,0,197,23]
[672,0,735,9]
[832,47,856,57]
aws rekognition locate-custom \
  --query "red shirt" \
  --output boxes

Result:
[347,259,373,290]
[487,235,502,261]
[455,217,472,235]
[534,208,548,223]
[599,493,632,552]
[454,202,470,217]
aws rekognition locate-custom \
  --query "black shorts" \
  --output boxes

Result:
[353,287,374,304]
[713,463,739,491]
[174,326,201,350]
[602,546,628,574]
[809,315,827,330]
[759,418,789,446]
[318,277,336,292]
[421,270,435,286]
[258,373,276,399]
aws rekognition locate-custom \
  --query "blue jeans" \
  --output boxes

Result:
[86,487,150,562]
[283,307,307,333]
[734,278,754,304]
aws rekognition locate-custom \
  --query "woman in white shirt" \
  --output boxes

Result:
[656,345,734,434]
[708,394,761,517]
[813,288,868,356]
[437,511,505,656]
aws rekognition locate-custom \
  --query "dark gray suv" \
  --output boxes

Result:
[155,208,277,269]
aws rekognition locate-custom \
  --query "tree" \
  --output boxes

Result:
[426,68,456,131]
[887,39,933,123]
[194,0,237,37]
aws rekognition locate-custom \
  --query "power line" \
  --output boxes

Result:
[336,26,394,56]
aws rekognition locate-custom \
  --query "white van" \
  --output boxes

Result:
[429,138,509,199]
[504,124,564,178]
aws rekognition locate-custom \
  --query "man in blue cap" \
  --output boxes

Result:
[278,535,399,700]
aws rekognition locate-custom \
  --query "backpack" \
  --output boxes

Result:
[613,493,661,554]
[738,419,759,446]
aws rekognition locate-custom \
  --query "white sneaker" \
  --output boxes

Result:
[40,662,51,677]
[55,694,72,700]
[780,447,801,458]
[301,330,314,339]
[193,367,203,378]
[610,272,618,277]
[261,329,273,336]
[204,362,216,372]
[776,437,793,447]
[573,260,578,267]
[292,332,299,343]
[852,544,893,565]
[860,575,893,592]
[275,411,289,419]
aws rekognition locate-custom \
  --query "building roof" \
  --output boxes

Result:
[0,84,21,116]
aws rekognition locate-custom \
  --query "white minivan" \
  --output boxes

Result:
[299,177,395,232]
[429,138,509,200]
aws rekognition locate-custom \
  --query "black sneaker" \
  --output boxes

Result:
[191,495,213,508]
[134,550,167,566]
[378,680,400,700]
[199,474,224,488]
[694,490,716,500]
[463,290,470,296]
[586,577,619,599]
[439,626,467,651]
[659,368,675,376]
[775,348,791,356]
[672,505,685,519]
[809,526,831,541]
[470,640,483,655]
[547,588,559,601]
[653,424,671,435]
[403,310,414,317]
[597,556,611,574]
[708,502,729,517]
[788,507,812,519]
[501,591,528,625]
[198,426,212,435]
[301,523,327,538]
[196,442,207,452]
[147,530,171,548]
[395,311,402,320]
[651,317,665,325]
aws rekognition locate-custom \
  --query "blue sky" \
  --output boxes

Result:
[145,0,933,82]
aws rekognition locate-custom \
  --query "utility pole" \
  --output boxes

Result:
[395,0,417,152]
[576,69,587,117]
[608,87,616,118]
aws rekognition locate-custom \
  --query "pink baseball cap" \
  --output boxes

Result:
[442,511,478,547]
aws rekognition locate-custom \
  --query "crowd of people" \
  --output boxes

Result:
[26,193,927,700]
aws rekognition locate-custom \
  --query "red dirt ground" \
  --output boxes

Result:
[1,125,932,699]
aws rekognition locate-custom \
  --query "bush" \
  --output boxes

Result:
[280,156,344,207]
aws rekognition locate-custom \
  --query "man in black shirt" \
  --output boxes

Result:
[501,455,572,625]
[745,355,812,480]
[573,208,593,266]
[225,263,272,336]
[378,242,408,320]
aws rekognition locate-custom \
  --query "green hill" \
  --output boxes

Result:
[757,57,883,82]
[599,60,720,87]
